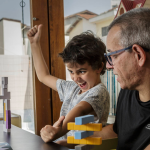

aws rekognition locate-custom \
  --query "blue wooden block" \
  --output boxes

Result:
[75,115,94,125]
[75,131,94,139]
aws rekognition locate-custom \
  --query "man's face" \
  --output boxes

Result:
[66,62,101,93]
[106,26,140,90]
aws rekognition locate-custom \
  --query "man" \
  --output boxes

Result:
[40,8,150,150]
[94,7,150,150]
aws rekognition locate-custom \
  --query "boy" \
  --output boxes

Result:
[27,24,110,143]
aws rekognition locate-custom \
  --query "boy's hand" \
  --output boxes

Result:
[27,24,43,44]
[40,116,65,143]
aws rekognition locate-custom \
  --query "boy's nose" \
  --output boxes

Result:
[106,62,114,69]
[73,74,80,82]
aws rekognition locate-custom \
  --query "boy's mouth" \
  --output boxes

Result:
[78,82,87,88]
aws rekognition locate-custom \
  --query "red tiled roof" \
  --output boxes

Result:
[121,0,146,11]
[122,0,133,11]
[77,14,98,19]
[64,10,98,20]
[133,0,146,8]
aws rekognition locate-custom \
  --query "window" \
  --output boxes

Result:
[0,0,35,133]
[102,26,108,37]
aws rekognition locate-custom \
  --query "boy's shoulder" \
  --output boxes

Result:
[57,79,79,90]
[88,83,108,95]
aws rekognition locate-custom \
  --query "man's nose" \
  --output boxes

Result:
[106,62,114,69]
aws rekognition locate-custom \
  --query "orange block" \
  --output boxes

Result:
[67,123,102,131]
[67,136,102,145]
[67,122,74,130]
[67,136,74,144]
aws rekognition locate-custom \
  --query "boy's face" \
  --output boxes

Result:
[66,62,102,94]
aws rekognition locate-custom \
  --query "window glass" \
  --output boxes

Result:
[64,0,121,123]
[0,0,35,133]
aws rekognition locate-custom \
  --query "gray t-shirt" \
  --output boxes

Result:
[56,79,110,140]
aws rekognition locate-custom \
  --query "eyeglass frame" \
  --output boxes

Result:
[104,45,149,66]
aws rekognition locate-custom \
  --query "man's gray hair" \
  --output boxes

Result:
[108,8,150,51]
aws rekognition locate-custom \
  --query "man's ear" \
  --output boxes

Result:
[96,62,104,73]
[132,44,146,67]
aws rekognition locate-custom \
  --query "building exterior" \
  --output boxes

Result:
[65,10,98,40]
[0,18,34,132]
[111,0,121,8]
[115,0,150,17]
[89,7,118,44]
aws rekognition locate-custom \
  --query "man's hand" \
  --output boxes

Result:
[27,24,42,44]
[40,116,65,143]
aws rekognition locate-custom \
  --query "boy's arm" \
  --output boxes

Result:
[27,24,58,91]
[40,101,95,142]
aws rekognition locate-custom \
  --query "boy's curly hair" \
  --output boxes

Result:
[59,31,106,75]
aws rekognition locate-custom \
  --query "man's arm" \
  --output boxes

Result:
[40,101,95,142]
[27,25,58,91]
[93,124,118,140]
[144,144,150,150]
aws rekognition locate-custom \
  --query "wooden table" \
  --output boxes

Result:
[0,124,69,150]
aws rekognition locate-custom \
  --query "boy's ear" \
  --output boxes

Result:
[132,44,146,67]
[96,62,104,73]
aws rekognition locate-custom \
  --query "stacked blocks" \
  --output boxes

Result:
[67,115,102,147]
[0,77,11,132]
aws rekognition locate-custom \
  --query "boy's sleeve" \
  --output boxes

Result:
[81,86,110,126]
[56,79,74,102]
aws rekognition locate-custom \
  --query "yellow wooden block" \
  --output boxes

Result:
[67,122,102,131]
[86,123,93,131]
[74,138,80,144]
[93,123,102,131]
[74,124,81,130]
[4,103,6,121]
[80,124,87,130]
[80,138,87,144]
[68,122,74,130]
[94,137,102,145]
[86,137,94,145]
[67,136,102,145]
[67,136,74,144]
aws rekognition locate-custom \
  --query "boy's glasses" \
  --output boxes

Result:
[104,45,149,66]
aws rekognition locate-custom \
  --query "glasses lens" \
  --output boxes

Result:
[107,56,113,66]
[104,55,113,66]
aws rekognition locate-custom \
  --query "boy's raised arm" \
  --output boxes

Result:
[27,24,58,91]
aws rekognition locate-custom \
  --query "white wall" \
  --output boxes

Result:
[83,19,96,34]
[0,55,33,111]
[0,21,4,54]
[69,20,83,40]
[3,20,23,55]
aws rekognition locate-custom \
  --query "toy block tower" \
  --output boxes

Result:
[67,115,102,149]
[0,77,11,132]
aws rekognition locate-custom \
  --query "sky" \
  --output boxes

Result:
[0,0,111,26]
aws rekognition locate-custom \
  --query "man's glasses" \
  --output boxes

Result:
[104,45,149,66]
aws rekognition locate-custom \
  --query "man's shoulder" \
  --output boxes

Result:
[120,89,137,96]
[118,89,138,105]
